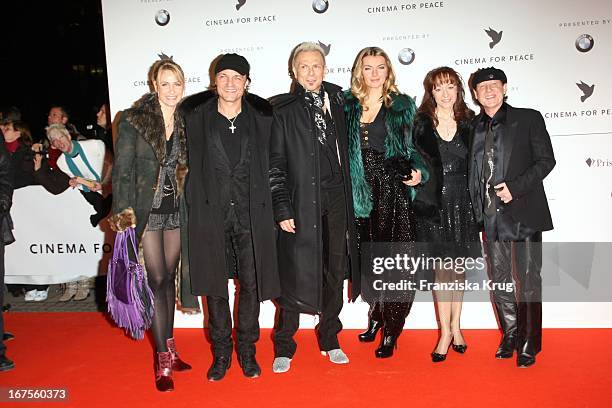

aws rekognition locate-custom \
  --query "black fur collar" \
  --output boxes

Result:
[123,92,187,166]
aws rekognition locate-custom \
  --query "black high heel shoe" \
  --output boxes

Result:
[431,351,447,362]
[431,336,452,363]
[451,342,468,354]
[451,331,468,353]
[358,320,383,343]
[375,334,398,358]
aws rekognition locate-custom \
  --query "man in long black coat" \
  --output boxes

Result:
[468,67,555,368]
[269,42,359,373]
[181,54,280,381]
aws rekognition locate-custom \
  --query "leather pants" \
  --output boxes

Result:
[485,232,542,357]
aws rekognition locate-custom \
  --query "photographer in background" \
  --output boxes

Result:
[1,119,70,302]
[85,103,113,154]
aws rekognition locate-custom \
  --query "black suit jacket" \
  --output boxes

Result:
[468,104,556,232]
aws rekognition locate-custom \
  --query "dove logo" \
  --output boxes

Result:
[575,34,594,53]
[236,0,246,11]
[484,27,502,49]
[397,48,415,65]
[155,10,170,26]
[158,52,173,61]
[312,0,329,14]
[576,81,594,102]
[318,41,331,56]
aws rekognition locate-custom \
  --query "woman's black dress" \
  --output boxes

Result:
[356,107,417,335]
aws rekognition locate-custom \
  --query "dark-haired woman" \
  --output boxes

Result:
[345,47,428,358]
[413,66,481,362]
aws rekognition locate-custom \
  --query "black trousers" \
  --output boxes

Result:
[207,227,259,358]
[274,186,347,358]
[484,231,543,357]
[0,241,5,356]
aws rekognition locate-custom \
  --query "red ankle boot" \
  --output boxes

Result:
[155,351,174,392]
[166,338,192,372]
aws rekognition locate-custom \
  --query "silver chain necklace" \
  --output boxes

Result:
[227,113,239,134]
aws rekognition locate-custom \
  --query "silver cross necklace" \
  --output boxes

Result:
[227,114,239,134]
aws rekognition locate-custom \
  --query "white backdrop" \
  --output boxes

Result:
[5,187,113,284]
[99,0,612,328]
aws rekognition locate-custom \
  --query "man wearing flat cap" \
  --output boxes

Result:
[180,53,280,381]
[468,67,555,368]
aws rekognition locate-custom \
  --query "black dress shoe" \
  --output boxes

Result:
[207,356,231,381]
[358,320,383,343]
[495,334,516,359]
[238,354,261,378]
[3,332,15,342]
[375,335,398,358]
[517,354,536,368]
[0,354,15,372]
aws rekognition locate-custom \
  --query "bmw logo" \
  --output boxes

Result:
[155,10,170,26]
[312,0,329,14]
[398,48,415,65]
[575,34,594,53]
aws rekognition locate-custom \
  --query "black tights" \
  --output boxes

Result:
[142,228,180,352]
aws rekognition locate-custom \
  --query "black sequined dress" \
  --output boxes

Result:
[355,107,417,335]
[416,130,480,259]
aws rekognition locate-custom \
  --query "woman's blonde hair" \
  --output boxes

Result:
[150,58,185,87]
[350,47,399,109]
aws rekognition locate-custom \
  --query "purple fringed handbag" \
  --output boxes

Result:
[106,227,155,340]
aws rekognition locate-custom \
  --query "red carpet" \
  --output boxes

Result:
[2,312,610,408]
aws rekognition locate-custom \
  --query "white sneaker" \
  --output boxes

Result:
[272,357,292,373]
[321,349,349,364]
[33,288,49,302]
[24,290,37,302]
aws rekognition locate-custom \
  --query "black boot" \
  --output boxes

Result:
[238,354,261,378]
[494,301,518,359]
[358,320,383,343]
[207,356,231,382]
[0,354,14,372]
[516,300,541,367]
[375,330,398,358]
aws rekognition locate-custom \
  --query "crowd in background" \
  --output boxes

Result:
[0,103,113,303]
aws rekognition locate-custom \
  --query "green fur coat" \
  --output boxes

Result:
[344,91,429,218]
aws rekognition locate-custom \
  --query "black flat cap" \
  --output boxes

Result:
[471,67,507,88]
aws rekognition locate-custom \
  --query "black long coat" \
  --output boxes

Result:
[181,91,280,301]
[468,104,556,232]
[269,81,359,314]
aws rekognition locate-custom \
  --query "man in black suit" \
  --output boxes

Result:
[468,67,556,368]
